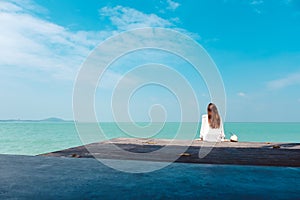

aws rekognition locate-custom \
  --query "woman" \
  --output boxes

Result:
[200,103,225,142]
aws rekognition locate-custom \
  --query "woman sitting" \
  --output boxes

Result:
[200,103,225,142]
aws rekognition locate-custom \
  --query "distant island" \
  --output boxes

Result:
[0,117,73,122]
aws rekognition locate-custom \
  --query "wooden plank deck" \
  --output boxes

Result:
[40,138,300,167]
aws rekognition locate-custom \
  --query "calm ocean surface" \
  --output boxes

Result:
[0,122,299,155]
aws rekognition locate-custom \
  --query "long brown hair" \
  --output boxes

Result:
[207,103,221,129]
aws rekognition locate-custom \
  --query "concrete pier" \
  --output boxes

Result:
[41,138,300,167]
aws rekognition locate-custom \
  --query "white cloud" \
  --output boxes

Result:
[249,0,264,14]
[253,8,262,14]
[250,0,264,5]
[99,5,199,40]
[166,0,180,11]
[0,1,109,81]
[223,0,264,14]
[0,1,22,12]
[99,6,173,31]
[1,1,198,84]
[237,92,246,97]
[267,72,300,90]
[0,0,47,14]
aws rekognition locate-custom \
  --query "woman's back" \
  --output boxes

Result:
[200,114,225,142]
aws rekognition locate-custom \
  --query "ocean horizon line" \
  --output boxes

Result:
[0,118,300,123]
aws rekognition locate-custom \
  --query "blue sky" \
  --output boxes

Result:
[0,0,300,122]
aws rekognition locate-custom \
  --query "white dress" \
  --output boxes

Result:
[200,114,225,142]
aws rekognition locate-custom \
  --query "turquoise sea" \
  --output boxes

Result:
[0,122,299,155]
